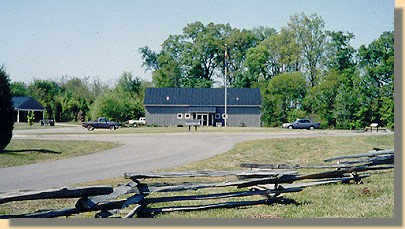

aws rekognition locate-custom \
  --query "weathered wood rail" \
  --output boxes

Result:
[0,148,394,218]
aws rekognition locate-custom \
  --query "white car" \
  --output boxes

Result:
[128,117,146,127]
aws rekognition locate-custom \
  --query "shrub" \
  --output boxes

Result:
[27,111,35,126]
[0,67,14,150]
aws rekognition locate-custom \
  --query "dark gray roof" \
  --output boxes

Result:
[188,106,217,113]
[12,96,45,110]
[144,88,261,106]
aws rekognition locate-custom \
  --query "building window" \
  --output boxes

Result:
[184,113,191,119]
[215,113,221,119]
[177,113,183,119]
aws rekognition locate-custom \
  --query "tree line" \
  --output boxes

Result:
[4,12,394,130]
[140,13,394,130]
[9,72,149,123]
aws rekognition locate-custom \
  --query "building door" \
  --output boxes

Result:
[196,114,209,126]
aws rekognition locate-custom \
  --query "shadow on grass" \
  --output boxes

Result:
[0,149,62,154]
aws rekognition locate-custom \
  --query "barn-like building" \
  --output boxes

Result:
[144,88,261,127]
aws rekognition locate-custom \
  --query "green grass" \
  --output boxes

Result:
[12,122,79,130]
[146,134,395,218]
[0,134,395,218]
[0,139,122,168]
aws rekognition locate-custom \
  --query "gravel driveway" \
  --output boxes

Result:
[0,127,389,192]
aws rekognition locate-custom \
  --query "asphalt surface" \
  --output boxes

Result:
[0,127,392,192]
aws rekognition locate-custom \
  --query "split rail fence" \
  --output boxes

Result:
[0,148,394,218]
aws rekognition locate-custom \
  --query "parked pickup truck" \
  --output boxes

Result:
[82,117,120,131]
[282,118,321,130]
[128,117,146,127]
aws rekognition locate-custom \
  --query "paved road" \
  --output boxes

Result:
[0,127,391,192]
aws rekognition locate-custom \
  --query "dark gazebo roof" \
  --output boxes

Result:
[12,96,45,111]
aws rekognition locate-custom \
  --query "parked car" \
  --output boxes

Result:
[282,118,321,130]
[82,117,121,131]
[128,117,146,127]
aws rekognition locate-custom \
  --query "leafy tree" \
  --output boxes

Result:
[325,31,356,72]
[10,81,28,96]
[303,31,357,128]
[141,22,264,88]
[303,70,342,128]
[251,26,277,42]
[0,66,14,150]
[224,28,260,87]
[152,53,182,87]
[27,79,60,120]
[357,31,394,129]
[358,31,394,87]
[89,90,143,122]
[287,13,327,87]
[244,27,300,85]
[261,72,307,126]
[89,72,144,122]
[57,76,94,121]
[181,22,229,85]
[139,46,159,72]
[115,72,142,97]
[244,44,270,82]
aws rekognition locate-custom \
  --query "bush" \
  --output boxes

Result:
[147,123,160,127]
[27,111,35,126]
[0,67,14,150]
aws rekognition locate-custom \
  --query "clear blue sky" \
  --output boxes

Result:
[1,0,394,84]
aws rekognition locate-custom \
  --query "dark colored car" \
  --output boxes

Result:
[282,118,321,130]
[82,117,120,131]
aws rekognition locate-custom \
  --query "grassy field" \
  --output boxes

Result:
[151,134,394,218]
[0,134,394,218]
[0,139,121,168]
[12,122,79,130]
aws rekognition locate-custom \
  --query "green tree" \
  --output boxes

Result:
[10,81,28,96]
[142,22,263,88]
[57,76,94,121]
[303,31,358,129]
[27,79,60,120]
[357,31,394,129]
[0,66,14,150]
[303,70,341,128]
[89,90,143,122]
[261,72,307,126]
[225,28,261,87]
[325,31,356,72]
[244,44,270,82]
[89,72,144,122]
[115,72,142,97]
[251,26,277,42]
[287,13,327,87]
[243,27,300,85]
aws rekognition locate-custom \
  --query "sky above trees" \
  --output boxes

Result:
[1,0,394,84]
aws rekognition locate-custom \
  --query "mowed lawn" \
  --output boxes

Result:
[153,134,394,218]
[0,134,395,218]
[0,139,121,168]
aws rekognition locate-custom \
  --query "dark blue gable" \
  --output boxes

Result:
[144,88,261,106]
[12,96,45,110]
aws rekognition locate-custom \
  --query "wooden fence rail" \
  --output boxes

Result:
[0,148,394,218]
